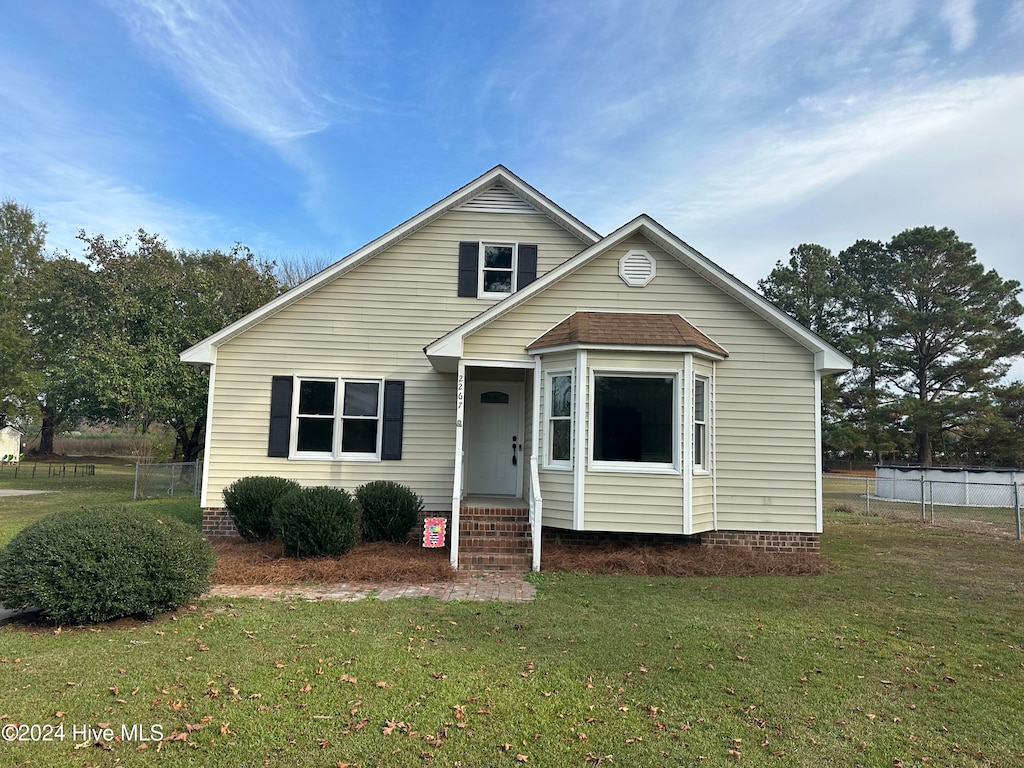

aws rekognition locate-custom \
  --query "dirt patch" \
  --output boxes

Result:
[541,543,832,577]
[213,539,456,585]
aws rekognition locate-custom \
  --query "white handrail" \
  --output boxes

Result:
[529,455,542,571]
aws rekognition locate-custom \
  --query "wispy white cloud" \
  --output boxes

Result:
[639,74,1024,228]
[940,0,978,53]
[108,0,337,144]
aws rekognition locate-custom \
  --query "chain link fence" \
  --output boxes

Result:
[824,474,1023,540]
[133,461,203,500]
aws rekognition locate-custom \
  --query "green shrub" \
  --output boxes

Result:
[273,486,361,558]
[356,480,424,542]
[223,475,301,541]
[0,506,214,625]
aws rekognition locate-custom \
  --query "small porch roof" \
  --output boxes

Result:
[526,311,729,358]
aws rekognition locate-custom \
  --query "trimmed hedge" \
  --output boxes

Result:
[223,475,301,541]
[356,480,423,543]
[0,506,214,625]
[273,486,361,558]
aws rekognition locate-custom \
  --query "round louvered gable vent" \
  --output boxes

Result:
[618,250,656,286]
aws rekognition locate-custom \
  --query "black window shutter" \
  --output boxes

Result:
[381,380,405,460]
[268,376,293,457]
[517,244,538,288]
[457,241,478,297]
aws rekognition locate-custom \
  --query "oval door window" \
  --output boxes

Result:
[480,391,510,404]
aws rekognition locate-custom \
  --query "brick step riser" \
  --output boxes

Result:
[459,507,532,572]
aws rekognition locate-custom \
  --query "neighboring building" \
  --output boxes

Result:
[0,425,23,463]
[181,167,852,571]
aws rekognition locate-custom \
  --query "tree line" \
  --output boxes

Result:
[3,200,1023,468]
[758,227,1024,467]
[1,200,281,461]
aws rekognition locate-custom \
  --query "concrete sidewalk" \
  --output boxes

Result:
[0,489,54,497]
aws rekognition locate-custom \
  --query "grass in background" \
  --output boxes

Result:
[0,468,1020,766]
[0,458,199,544]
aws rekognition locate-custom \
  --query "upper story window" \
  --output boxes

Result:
[457,241,538,299]
[480,242,516,297]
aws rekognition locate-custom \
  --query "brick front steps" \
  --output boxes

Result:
[458,503,532,572]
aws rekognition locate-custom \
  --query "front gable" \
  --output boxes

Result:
[181,167,600,366]
[426,216,851,374]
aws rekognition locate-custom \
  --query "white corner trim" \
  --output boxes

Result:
[814,370,823,534]
[573,349,587,530]
[682,354,693,535]
[198,363,215,508]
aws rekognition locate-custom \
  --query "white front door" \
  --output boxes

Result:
[467,382,523,496]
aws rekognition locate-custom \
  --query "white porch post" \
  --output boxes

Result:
[530,355,543,571]
[450,361,467,569]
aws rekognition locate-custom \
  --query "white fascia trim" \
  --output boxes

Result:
[198,363,215,508]
[636,220,853,374]
[182,166,601,366]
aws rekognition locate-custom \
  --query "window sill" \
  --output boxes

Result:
[288,454,381,462]
[541,462,573,472]
[588,461,680,475]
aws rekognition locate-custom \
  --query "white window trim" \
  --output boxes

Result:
[693,373,711,475]
[290,376,385,461]
[588,368,681,475]
[543,368,575,470]
[478,241,518,300]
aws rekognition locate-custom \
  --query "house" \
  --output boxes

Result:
[0,425,23,462]
[181,167,852,571]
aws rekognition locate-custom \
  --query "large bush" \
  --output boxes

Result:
[0,506,214,625]
[356,480,423,542]
[273,486,361,558]
[223,475,301,541]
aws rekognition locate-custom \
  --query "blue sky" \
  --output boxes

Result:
[3,0,1024,377]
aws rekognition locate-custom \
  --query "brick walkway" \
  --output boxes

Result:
[206,573,535,603]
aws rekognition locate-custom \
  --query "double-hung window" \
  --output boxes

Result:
[693,375,709,472]
[479,242,516,298]
[545,371,574,468]
[591,373,677,471]
[293,377,383,459]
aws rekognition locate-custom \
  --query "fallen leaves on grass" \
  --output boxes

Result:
[541,543,832,577]
[212,540,455,585]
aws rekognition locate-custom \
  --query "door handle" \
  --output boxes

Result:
[512,435,518,466]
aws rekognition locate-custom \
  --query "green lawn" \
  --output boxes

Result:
[0,470,1021,766]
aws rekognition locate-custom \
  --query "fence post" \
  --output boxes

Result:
[920,475,926,522]
[133,463,140,501]
[929,481,935,525]
[865,478,870,515]
[1015,482,1022,541]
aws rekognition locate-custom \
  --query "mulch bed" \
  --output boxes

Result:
[541,543,833,577]
[213,539,831,585]
[212,540,456,585]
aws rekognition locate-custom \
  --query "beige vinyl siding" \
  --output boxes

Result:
[539,471,573,528]
[463,234,820,533]
[204,210,590,510]
[584,472,684,533]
